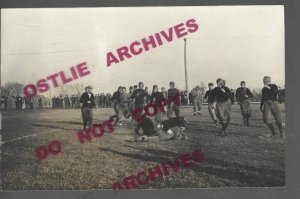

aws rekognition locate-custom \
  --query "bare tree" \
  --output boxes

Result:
[0,86,4,96]
[58,84,72,97]
[252,88,262,102]
[1,82,24,96]
[199,81,206,93]
[71,83,85,96]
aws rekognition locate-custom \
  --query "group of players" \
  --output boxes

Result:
[201,76,284,138]
[0,95,44,110]
[79,76,285,141]
[194,76,284,138]
[51,95,82,109]
[51,93,113,109]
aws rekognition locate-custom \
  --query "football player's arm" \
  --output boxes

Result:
[130,90,137,99]
[92,94,96,108]
[79,94,84,107]
[225,87,232,98]
[235,88,239,101]
[177,90,182,105]
[271,85,279,95]
[211,90,217,108]
[260,89,264,112]
[247,89,254,98]
[204,91,208,100]
[260,98,264,112]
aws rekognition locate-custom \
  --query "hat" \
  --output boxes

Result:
[263,76,271,84]
[216,78,223,85]
[85,85,93,90]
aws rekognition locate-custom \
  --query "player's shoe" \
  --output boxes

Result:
[223,130,228,136]
[135,129,140,135]
[167,129,174,135]
[132,135,149,142]
[141,135,149,142]
[279,130,283,138]
[265,133,275,138]
[218,131,225,136]
[197,111,202,115]
[194,112,197,116]
[215,120,219,126]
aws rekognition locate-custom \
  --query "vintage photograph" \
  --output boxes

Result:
[0,6,285,190]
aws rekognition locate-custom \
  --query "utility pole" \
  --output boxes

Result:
[184,38,188,92]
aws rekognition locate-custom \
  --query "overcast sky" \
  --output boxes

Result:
[1,6,284,96]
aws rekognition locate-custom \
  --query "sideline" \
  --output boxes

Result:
[1,128,61,145]
[0,109,73,119]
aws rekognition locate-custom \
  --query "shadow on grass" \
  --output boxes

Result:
[35,120,82,125]
[98,147,285,187]
[186,124,266,138]
[30,123,80,131]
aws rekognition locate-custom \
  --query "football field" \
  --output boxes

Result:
[0,104,285,190]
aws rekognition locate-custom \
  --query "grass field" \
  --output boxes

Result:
[0,104,285,190]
